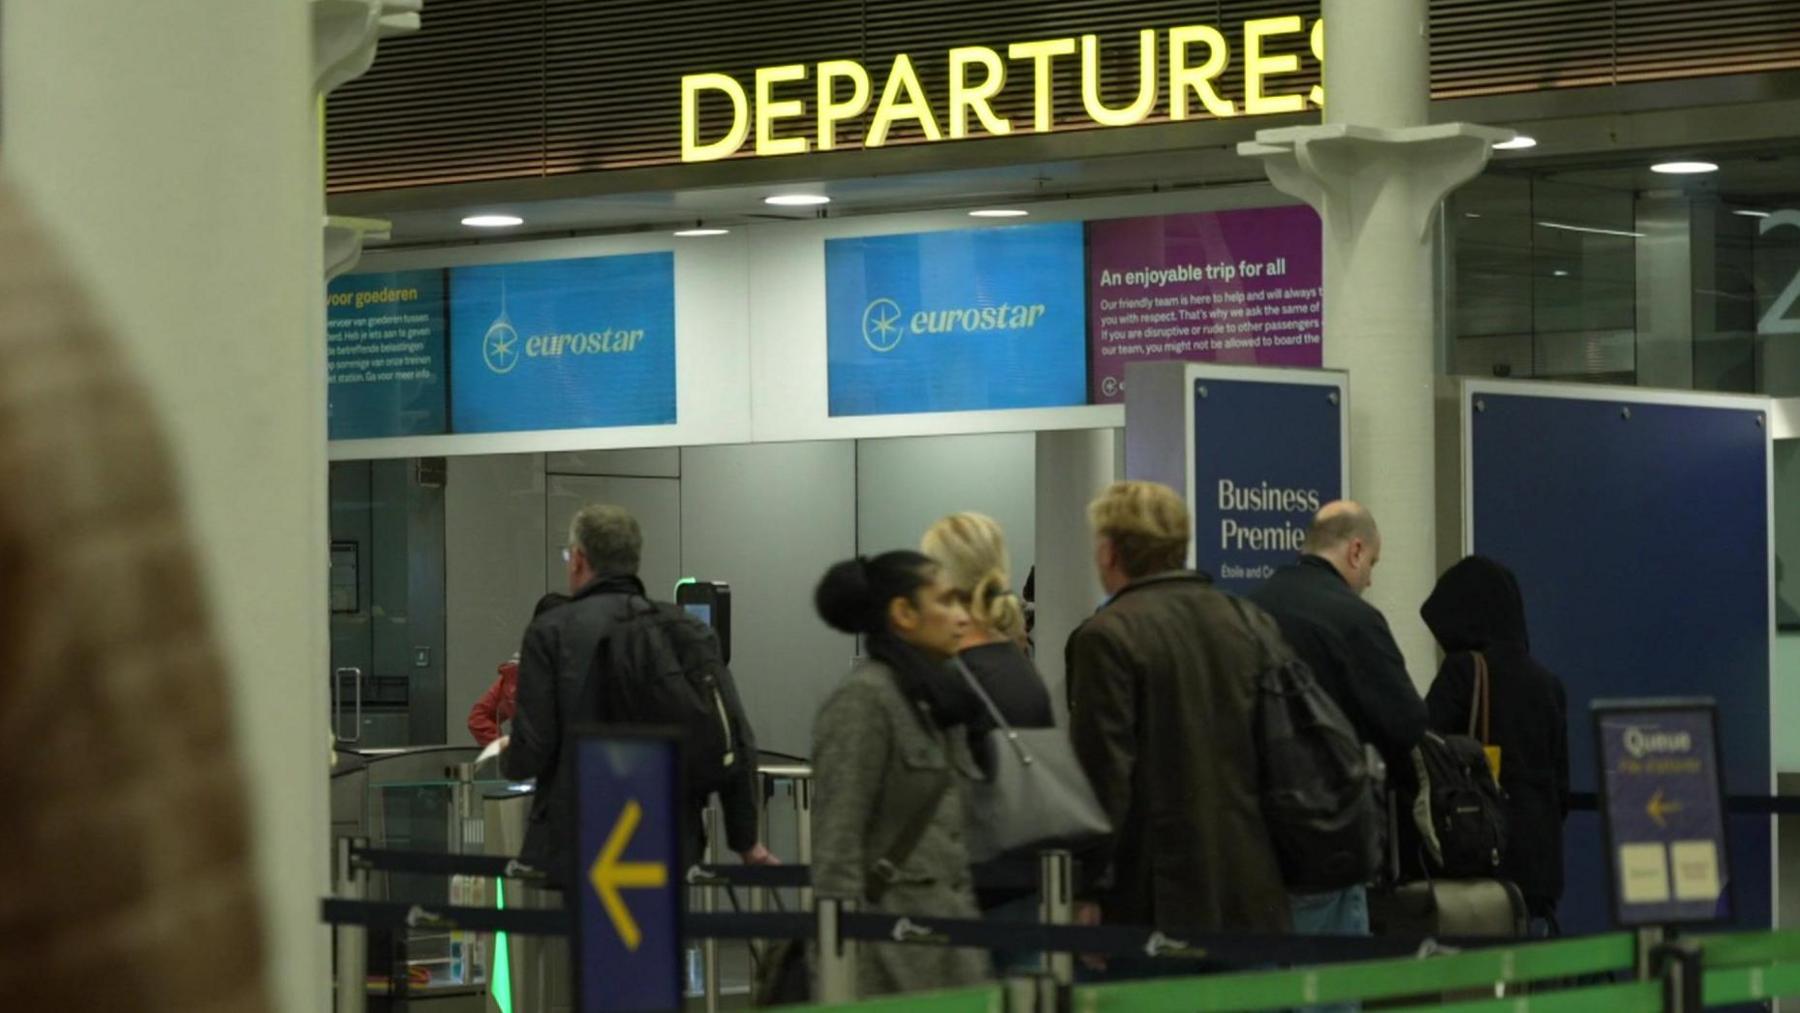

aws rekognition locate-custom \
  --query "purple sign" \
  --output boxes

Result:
[1087,206,1323,402]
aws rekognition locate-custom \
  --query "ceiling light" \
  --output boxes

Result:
[461,214,523,228]
[970,209,1029,218]
[1552,269,1570,277]
[1494,135,1538,151]
[673,227,730,237]
[1464,212,1483,220]
[764,194,830,207]
[1733,210,1772,219]
[1650,161,1718,175]
[1536,220,1646,239]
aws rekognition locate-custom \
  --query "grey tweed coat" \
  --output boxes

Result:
[811,659,993,996]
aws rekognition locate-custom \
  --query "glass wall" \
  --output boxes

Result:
[1447,151,1800,397]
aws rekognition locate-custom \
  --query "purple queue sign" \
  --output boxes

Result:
[1087,206,1323,403]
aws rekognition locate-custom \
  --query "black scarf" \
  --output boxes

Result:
[867,632,976,731]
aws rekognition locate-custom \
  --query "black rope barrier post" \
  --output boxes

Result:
[701,805,721,1013]
[334,837,368,1013]
[796,774,815,912]
[1654,938,1703,1013]
[1040,850,1076,991]
[816,896,858,1004]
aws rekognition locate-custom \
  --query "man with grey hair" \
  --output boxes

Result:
[1249,501,1425,971]
[504,504,775,888]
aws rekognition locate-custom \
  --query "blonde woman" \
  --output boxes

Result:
[922,512,1053,974]
[921,512,1053,730]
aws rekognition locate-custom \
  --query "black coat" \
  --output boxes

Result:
[1066,572,1291,933]
[502,573,760,886]
[1421,556,1570,917]
[1249,555,1428,774]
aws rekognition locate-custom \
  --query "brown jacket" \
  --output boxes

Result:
[1066,572,1292,933]
[0,181,270,1013]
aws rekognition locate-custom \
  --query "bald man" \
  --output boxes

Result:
[1249,501,1426,955]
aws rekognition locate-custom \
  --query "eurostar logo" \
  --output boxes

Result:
[862,297,904,353]
[483,319,521,374]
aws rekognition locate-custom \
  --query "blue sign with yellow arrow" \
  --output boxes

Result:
[1594,699,1731,928]
[573,730,681,1011]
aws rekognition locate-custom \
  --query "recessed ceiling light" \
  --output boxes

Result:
[1464,212,1483,219]
[1650,161,1718,175]
[1494,135,1538,151]
[461,214,523,228]
[673,227,730,237]
[764,194,831,207]
[970,209,1029,218]
[1553,269,1570,277]
[1733,209,1772,219]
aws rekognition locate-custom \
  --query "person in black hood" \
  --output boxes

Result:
[1421,555,1570,931]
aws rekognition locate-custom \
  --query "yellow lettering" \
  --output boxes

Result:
[1244,16,1306,116]
[867,54,942,147]
[1080,31,1157,127]
[1008,38,1076,132]
[681,73,749,162]
[1168,25,1235,119]
[816,59,871,151]
[1309,19,1325,109]
[754,65,809,157]
[948,46,1011,138]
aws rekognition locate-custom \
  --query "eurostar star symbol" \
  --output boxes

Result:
[483,319,521,374]
[862,297,904,352]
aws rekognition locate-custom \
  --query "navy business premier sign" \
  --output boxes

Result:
[824,222,1086,417]
[1593,699,1731,927]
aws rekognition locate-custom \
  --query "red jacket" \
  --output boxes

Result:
[467,660,519,746]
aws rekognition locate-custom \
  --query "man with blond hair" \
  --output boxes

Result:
[1066,481,1292,952]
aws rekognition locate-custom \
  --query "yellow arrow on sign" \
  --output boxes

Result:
[588,799,669,951]
[1647,787,1685,829]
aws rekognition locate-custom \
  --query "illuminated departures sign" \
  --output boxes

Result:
[682,16,1324,162]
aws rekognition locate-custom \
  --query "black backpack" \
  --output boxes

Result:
[1230,598,1384,892]
[1411,731,1508,879]
[586,595,742,797]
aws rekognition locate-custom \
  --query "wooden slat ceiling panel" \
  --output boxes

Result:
[326,0,1800,193]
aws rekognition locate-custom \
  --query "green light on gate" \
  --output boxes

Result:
[674,577,697,597]
[490,879,513,1013]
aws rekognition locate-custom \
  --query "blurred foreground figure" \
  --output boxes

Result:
[0,181,271,1013]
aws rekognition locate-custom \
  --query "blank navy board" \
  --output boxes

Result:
[1192,378,1342,594]
[1470,393,1769,934]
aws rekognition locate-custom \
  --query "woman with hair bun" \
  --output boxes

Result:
[811,550,990,996]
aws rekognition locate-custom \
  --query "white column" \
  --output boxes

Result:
[1240,0,1506,686]
[3,5,328,1012]
[1034,429,1119,720]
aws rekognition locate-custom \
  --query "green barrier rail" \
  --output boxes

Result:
[778,985,1004,1013]
[1072,933,1634,1012]
[1698,927,1800,969]
[1399,980,1663,1013]
[1703,961,1800,1005]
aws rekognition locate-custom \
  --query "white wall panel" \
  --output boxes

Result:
[444,454,547,745]
[856,433,1037,583]
[680,442,857,757]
